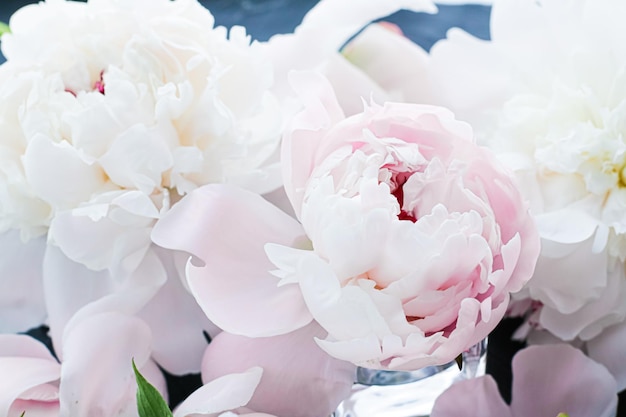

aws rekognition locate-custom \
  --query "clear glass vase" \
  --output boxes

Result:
[332,339,488,417]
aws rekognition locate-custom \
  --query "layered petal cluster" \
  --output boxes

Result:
[0,0,282,271]
[0,0,278,370]
[430,344,618,417]
[153,72,539,371]
[425,0,626,341]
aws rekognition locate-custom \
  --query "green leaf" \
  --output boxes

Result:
[556,414,570,417]
[133,359,173,417]
[0,22,10,36]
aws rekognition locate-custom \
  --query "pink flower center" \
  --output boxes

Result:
[93,71,105,94]
[389,171,417,222]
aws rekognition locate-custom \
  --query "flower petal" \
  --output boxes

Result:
[0,335,60,417]
[341,23,435,106]
[58,312,157,417]
[281,70,346,217]
[0,334,56,360]
[152,184,312,337]
[23,134,106,208]
[201,322,355,417]
[267,0,436,99]
[537,263,626,341]
[138,249,220,375]
[0,230,47,333]
[587,322,626,391]
[511,344,618,417]
[43,245,165,358]
[529,233,608,315]
[430,375,511,417]
[173,367,263,417]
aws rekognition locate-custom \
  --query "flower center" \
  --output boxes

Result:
[93,70,105,94]
[619,165,626,188]
[389,171,417,222]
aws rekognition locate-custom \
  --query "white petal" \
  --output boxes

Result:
[174,368,263,417]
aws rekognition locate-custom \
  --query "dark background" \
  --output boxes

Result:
[0,0,490,51]
[5,0,622,415]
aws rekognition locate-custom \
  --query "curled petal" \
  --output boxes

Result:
[152,184,312,337]
[0,335,60,417]
[174,367,263,417]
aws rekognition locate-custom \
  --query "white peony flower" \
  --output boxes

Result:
[0,0,282,270]
[0,0,282,373]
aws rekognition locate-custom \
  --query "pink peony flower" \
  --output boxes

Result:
[430,344,618,417]
[152,71,540,371]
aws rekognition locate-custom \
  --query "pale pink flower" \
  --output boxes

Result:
[153,71,539,371]
[430,344,618,417]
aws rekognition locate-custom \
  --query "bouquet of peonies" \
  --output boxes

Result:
[0,0,623,416]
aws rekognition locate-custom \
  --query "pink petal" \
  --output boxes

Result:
[152,184,312,337]
[201,322,356,417]
[281,71,346,217]
[0,338,60,415]
[58,312,156,416]
[0,230,47,333]
[0,335,61,416]
[430,376,512,417]
[511,344,618,417]
[0,334,56,360]
[9,397,59,417]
